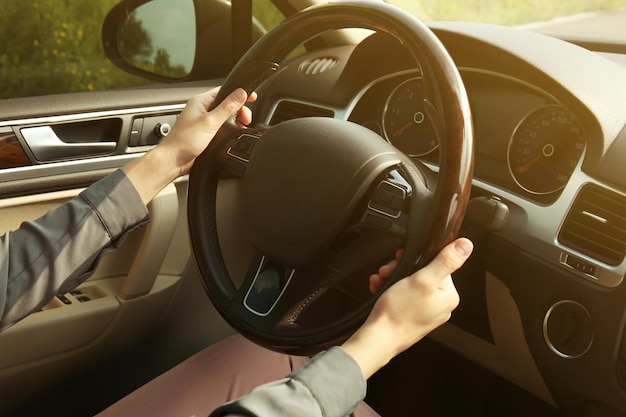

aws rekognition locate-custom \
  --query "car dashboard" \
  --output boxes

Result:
[250,21,626,415]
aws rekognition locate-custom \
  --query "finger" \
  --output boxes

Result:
[378,259,398,279]
[369,256,400,294]
[207,86,220,97]
[186,87,221,113]
[369,274,384,294]
[210,88,248,119]
[417,238,473,282]
[237,105,254,126]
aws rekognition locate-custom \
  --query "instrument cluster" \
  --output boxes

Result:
[349,70,587,202]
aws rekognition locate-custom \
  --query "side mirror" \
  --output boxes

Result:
[102,0,265,82]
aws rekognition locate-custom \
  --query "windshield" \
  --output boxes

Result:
[387,0,626,41]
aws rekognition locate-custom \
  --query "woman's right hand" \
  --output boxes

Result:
[343,238,473,379]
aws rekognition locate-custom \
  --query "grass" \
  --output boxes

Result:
[387,0,626,26]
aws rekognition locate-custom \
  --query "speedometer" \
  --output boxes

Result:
[507,105,585,195]
[382,77,438,156]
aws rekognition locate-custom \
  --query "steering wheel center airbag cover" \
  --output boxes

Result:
[242,117,401,266]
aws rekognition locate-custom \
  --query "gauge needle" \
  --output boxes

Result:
[517,154,542,174]
[393,122,413,137]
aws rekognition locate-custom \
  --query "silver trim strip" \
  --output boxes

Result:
[581,210,608,224]
[244,256,295,317]
[543,300,593,359]
[0,103,185,128]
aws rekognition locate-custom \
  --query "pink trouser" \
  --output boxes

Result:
[96,334,380,417]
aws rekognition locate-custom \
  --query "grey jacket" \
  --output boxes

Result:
[210,346,365,417]
[0,169,149,331]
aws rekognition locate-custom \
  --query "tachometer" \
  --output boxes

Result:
[382,77,438,156]
[507,105,585,195]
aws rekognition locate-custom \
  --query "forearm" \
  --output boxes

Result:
[341,319,401,379]
[210,347,366,417]
[122,145,181,205]
[0,170,149,331]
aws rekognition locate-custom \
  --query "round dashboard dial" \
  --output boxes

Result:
[507,105,586,195]
[382,77,438,156]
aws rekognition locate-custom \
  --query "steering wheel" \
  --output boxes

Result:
[188,1,473,355]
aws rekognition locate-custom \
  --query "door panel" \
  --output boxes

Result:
[0,93,211,413]
[0,179,187,412]
[0,0,282,414]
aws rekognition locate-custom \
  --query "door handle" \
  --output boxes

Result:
[21,126,116,161]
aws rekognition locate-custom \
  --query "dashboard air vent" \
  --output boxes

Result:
[558,184,626,266]
[299,57,339,75]
[269,101,334,125]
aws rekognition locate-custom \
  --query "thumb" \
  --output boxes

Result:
[208,88,248,125]
[418,238,473,280]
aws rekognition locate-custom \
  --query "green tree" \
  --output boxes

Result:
[0,0,151,99]
[119,11,153,64]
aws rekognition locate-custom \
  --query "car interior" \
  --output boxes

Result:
[1,0,626,416]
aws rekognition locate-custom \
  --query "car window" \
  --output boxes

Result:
[0,0,284,100]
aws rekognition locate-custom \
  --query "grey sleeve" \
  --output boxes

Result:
[210,346,367,417]
[0,169,150,331]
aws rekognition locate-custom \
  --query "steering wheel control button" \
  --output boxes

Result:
[543,300,593,359]
[228,134,259,162]
[369,180,407,218]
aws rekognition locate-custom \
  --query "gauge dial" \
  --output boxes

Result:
[382,77,438,156]
[507,105,585,195]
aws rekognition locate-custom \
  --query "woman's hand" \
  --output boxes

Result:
[157,87,256,178]
[123,87,255,204]
[368,248,403,294]
[343,238,473,379]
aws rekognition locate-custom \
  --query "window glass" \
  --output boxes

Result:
[253,0,285,30]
